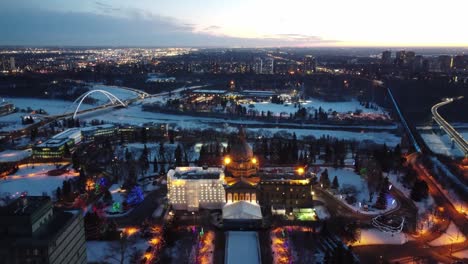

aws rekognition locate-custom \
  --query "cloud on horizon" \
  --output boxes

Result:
[0,7,337,47]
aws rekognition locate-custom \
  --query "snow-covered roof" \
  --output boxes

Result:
[80,124,116,132]
[192,89,226,94]
[168,167,224,180]
[52,128,81,140]
[225,231,261,264]
[222,201,262,220]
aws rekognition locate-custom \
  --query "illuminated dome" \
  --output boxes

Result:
[224,127,258,178]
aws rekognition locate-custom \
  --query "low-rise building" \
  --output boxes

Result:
[81,124,117,142]
[0,196,86,264]
[258,167,313,213]
[33,128,80,159]
[0,101,15,116]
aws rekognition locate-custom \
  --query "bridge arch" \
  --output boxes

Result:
[71,89,127,119]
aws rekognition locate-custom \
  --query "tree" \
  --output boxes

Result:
[174,145,183,166]
[158,142,165,161]
[140,127,147,143]
[320,169,331,188]
[56,187,61,200]
[103,189,113,203]
[63,143,71,158]
[153,157,158,173]
[374,190,387,209]
[126,186,144,206]
[332,176,339,189]
[411,180,429,202]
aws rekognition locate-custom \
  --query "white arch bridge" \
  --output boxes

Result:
[68,89,127,119]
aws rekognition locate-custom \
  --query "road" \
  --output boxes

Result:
[407,153,468,237]
[314,185,416,225]
[431,96,468,157]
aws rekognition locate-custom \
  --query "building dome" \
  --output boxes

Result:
[230,141,253,162]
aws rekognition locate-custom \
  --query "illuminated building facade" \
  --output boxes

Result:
[258,167,313,213]
[225,180,258,204]
[33,128,81,159]
[167,167,226,211]
[0,102,15,116]
[81,124,117,142]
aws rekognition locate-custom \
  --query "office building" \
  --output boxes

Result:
[303,55,317,73]
[81,124,117,142]
[253,57,263,74]
[33,128,81,159]
[263,58,274,74]
[0,196,86,264]
[381,51,392,65]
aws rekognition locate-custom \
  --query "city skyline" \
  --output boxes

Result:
[1,0,468,47]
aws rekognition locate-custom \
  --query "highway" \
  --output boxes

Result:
[431,96,468,157]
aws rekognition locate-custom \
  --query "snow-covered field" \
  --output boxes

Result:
[314,205,330,220]
[352,229,410,246]
[78,104,400,145]
[0,164,78,197]
[428,221,466,246]
[242,98,386,117]
[386,172,434,216]
[0,112,41,132]
[420,131,466,158]
[0,149,32,162]
[317,167,397,215]
[250,128,401,146]
[5,97,95,115]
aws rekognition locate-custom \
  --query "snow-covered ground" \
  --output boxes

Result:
[242,98,386,117]
[386,172,435,216]
[0,149,32,162]
[0,163,78,197]
[250,128,401,146]
[87,238,148,264]
[314,205,330,220]
[428,221,466,246]
[419,131,466,158]
[5,97,95,115]
[0,112,42,132]
[318,167,397,215]
[352,228,410,246]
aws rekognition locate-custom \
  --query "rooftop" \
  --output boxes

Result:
[192,89,227,94]
[169,167,224,180]
[81,123,116,132]
[36,137,70,148]
[0,196,51,216]
[257,166,309,180]
[52,128,81,139]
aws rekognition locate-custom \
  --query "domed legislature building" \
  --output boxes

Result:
[223,128,258,178]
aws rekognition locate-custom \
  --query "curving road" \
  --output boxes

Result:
[431,96,468,157]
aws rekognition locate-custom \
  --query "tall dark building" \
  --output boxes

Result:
[303,55,316,73]
[395,50,407,67]
[381,50,392,65]
[0,196,87,264]
[438,55,453,72]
